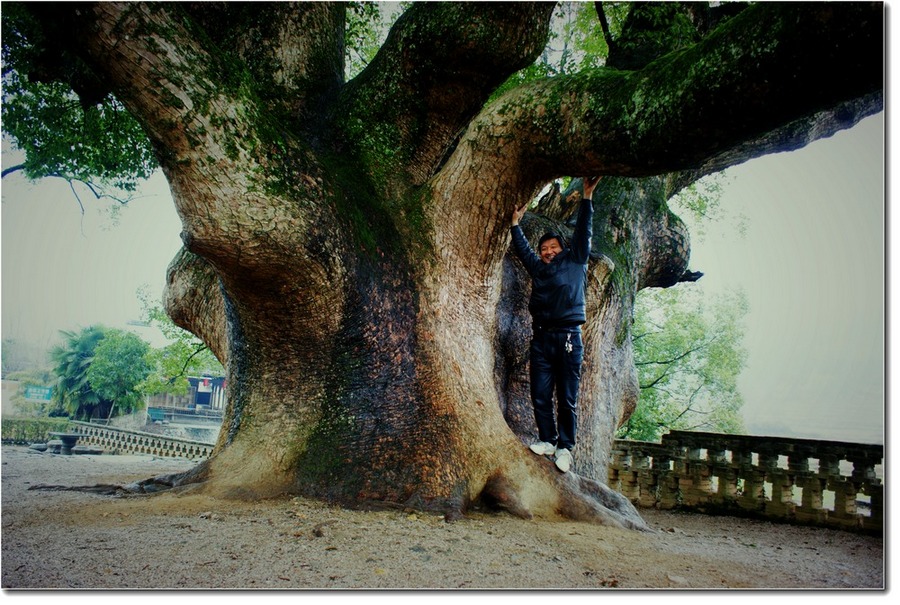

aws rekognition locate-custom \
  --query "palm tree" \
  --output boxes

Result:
[49,326,108,420]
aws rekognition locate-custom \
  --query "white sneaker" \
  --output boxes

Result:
[529,441,556,456]
[555,448,572,473]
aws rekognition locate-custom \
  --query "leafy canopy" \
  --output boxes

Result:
[49,325,152,420]
[86,329,151,416]
[1,3,156,191]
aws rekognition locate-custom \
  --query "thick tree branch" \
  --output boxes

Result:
[42,2,341,274]
[434,3,880,291]
[469,2,882,183]
[181,2,345,124]
[53,3,236,165]
[160,343,212,387]
[634,340,710,368]
[672,384,707,423]
[338,2,555,188]
[1,164,25,178]
[639,371,672,391]
[595,3,616,58]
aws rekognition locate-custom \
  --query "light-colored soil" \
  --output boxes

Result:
[0,445,884,590]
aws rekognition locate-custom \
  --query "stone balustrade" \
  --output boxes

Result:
[60,422,882,534]
[70,421,213,460]
[608,430,883,534]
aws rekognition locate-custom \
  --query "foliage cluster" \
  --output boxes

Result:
[491,2,624,101]
[345,1,395,79]
[45,308,223,422]
[8,296,223,423]
[49,325,151,421]
[86,329,152,416]
[137,286,224,397]
[669,172,745,240]
[1,3,156,192]
[619,286,748,442]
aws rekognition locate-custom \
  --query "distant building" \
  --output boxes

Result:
[145,375,226,412]
[190,376,226,410]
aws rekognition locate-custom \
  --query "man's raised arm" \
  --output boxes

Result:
[510,202,542,274]
[570,176,600,264]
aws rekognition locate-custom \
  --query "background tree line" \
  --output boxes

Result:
[4,295,223,422]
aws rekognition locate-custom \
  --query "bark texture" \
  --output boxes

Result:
[19,2,883,524]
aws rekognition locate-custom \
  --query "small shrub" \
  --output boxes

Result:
[1,417,71,444]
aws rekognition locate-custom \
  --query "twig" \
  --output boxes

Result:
[1,164,25,178]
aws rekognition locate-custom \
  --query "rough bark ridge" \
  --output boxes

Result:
[22,2,882,524]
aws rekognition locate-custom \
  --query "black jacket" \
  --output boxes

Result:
[510,198,593,328]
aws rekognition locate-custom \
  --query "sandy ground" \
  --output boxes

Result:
[0,445,885,590]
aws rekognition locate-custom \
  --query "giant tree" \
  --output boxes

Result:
[2,2,883,526]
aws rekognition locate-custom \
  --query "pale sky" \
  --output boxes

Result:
[0,112,886,445]
[683,113,884,445]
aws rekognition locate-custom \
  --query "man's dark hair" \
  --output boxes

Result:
[538,232,565,249]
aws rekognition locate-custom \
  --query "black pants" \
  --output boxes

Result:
[529,326,584,451]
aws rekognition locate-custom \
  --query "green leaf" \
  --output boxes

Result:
[2,4,157,191]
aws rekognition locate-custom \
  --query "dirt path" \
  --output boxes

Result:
[0,445,884,589]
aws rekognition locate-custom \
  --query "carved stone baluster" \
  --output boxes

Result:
[831,480,862,529]
[738,448,766,513]
[620,450,645,502]
[797,476,826,523]
[766,470,795,519]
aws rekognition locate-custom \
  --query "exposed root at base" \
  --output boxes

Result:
[28,459,213,498]
[480,463,652,531]
[558,472,652,531]
[481,474,534,520]
[28,483,135,497]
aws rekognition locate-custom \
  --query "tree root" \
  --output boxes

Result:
[480,463,652,531]
[557,473,652,531]
[481,474,535,520]
[28,483,135,497]
[28,459,213,497]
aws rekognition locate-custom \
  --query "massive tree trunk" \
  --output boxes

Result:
[24,2,882,524]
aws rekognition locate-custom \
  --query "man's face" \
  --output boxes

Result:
[539,238,563,264]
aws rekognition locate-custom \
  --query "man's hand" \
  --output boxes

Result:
[583,176,602,200]
[512,202,528,226]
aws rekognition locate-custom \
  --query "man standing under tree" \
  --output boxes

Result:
[511,177,601,473]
